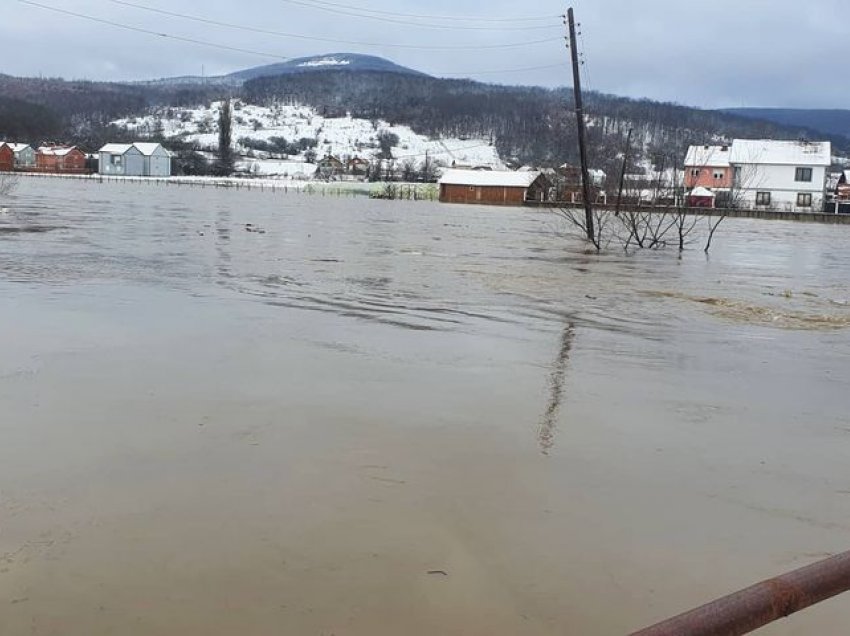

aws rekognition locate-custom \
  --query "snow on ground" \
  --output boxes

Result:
[114,101,503,174]
[234,160,318,178]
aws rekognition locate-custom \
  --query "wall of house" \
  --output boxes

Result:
[735,163,828,212]
[440,184,527,206]
[0,147,13,172]
[98,152,124,175]
[147,153,171,177]
[99,152,123,175]
[14,149,35,168]
[36,153,56,170]
[60,151,87,172]
[684,166,732,190]
[124,150,145,176]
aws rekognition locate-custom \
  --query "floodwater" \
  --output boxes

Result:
[1,178,850,635]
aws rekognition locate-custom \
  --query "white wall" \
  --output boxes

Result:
[734,163,827,212]
[147,153,171,177]
[99,152,125,175]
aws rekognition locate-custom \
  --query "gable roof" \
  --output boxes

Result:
[729,139,831,166]
[689,186,716,197]
[439,168,544,188]
[100,143,134,154]
[99,142,170,156]
[685,145,731,168]
[38,146,81,156]
[1,143,32,153]
[133,142,168,156]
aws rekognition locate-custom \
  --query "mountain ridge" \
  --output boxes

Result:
[723,108,850,141]
[2,54,848,170]
[138,53,428,87]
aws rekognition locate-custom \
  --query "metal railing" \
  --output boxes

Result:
[631,551,850,636]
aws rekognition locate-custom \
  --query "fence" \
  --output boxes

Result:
[533,201,850,225]
[10,171,442,200]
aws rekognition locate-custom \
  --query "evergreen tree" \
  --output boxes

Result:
[216,99,234,175]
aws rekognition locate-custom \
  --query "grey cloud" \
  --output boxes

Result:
[2,0,848,108]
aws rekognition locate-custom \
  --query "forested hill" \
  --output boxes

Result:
[244,70,849,171]
[1,65,847,170]
[724,108,850,140]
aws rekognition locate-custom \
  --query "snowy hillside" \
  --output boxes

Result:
[227,53,429,83]
[113,100,502,177]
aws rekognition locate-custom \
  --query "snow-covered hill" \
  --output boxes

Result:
[113,100,503,176]
[138,54,428,88]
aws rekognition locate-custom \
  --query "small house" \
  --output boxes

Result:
[36,146,87,173]
[2,143,36,169]
[684,145,733,192]
[99,143,172,177]
[316,155,344,179]
[348,156,370,176]
[0,144,13,172]
[687,186,717,208]
[438,169,551,206]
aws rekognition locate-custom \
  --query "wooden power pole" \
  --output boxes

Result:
[567,8,595,243]
[616,128,633,215]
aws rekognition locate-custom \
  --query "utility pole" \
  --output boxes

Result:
[616,128,633,216]
[567,8,595,243]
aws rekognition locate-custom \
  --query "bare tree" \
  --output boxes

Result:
[554,205,612,252]
[0,174,18,198]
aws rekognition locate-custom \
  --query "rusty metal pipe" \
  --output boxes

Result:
[630,550,850,636]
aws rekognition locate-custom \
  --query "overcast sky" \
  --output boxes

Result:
[3,0,848,109]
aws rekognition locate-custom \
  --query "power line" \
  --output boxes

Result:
[439,62,566,76]
[280,0,562,31]
[17,0,564,79]
[103,0,563,51]
[283,0,561,22]
[18,0,290,60]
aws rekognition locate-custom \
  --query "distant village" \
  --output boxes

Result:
[1,137,849,214]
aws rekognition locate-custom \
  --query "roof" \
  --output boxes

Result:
[133,142,167,156]
[99,143,133,154]
[38,146,80,156]
[729,139,831,166]
[2,143,32,153]
[689,186,716,198]
[439,168,544,188]
[685,145,731,168]
[99,142,169,156]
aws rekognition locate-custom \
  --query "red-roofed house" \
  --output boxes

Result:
[0,144,13,172]
[36,146,87,173]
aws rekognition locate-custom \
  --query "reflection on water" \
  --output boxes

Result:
[2,179,850,636]
[538,323,575,455]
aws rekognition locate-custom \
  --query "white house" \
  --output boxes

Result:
[728,139,831,212]
[99,142,172,177]
[6,143,36,168]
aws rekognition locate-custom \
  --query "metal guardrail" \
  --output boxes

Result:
[631,551,850,636]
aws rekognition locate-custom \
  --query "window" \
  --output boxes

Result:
[756,192,771,206]
[111,154,122,166]
[797,193,812,207]
[795,167,813,182]
[690,168,700,177]
[713,170,724,180]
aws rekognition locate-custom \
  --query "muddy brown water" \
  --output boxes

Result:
[1,178,850,635]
